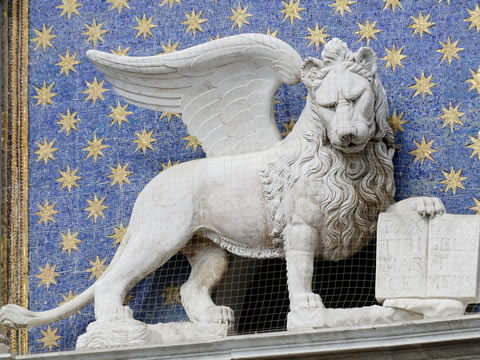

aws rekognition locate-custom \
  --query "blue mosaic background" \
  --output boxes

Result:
[27,0,480,352]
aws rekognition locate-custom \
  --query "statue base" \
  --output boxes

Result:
[76,319,231,350]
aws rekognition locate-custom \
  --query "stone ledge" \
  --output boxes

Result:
[9,314,480,360]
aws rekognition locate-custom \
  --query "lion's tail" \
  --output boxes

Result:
[0,232,130,329]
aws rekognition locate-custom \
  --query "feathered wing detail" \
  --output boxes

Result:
[87,34,303,157]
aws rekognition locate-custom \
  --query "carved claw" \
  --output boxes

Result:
[415,197,445,218]
[0,304,36,329]
[291,293,324,311]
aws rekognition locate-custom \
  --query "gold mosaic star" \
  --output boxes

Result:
[465,4,480,32]
[160,0,181,7]
[229,3,253,30]
[438,103,465,132]
[329,0,355,17]
[161,158,180,170]
[209,33,221,41]
[34,138,59,164]
[281,118,296,137]
[467,131,480,160]
[409,11,435,39]
[57,109,80,136]
[111,45,130,56]
[108,162,133,189]
[381,43,407,72]
[466,66,480,96]
[36,263,60,289]
[109,101,132,127]
[35,200,59,226]
[57,0,82,20]
[436,37,463,65]
[85,255,108,281]
[183,135,202,152]
[280,0,305,24]
[82,77,108,104]
[409,72,437,100]
[305,24,330,51]
[355,19,381,46]
[109,222,127,247]
[159,40,179,54]
[266,27,279,37]
[133,128,157,154]
[159,111,181,121]
[82,19,108,47]
[181,9,208,37]
[123,293,135,306]
[58,290,77,307]
[387,109,407,135]
[470,197,480,214]
[83,133,109,161]
[59,229,81,256]
[37,326,61,351]
[382,0,402,12]
[409,136,436,165]
[56,48,80,77]
[85,195,108,223]
[57,165,81,192]
[438,0,451,4]
[32,24,56,52]
[440,167,467,195]
[133,13,157,40]
[107,0,130,14]
[162,281,181,307]
[33,81,57,108]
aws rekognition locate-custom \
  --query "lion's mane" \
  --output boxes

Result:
[260,39,396,261]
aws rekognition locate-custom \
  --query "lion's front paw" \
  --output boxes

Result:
[415,197,445,218]
[290,293,324,311]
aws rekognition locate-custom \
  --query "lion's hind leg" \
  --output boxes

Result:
[181,237,233,325]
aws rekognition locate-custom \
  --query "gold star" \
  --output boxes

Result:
[58,290,77,307]
[36,263,60,289]
[123,293,135,306]
[85,255,108,281]
[281,118,296,137]
[438,0,451,4]
[133,13,157,40]
[382,0,402,12]
[159,40,179,54]
[436,37,463,65]
[35,200,59,226]
[59,229,81,256]
[84,195,108,223]
[387,109,407,135]
[305,24,330,51]
[355,19,381,46]
[466,66,480,96]
[183,135,202,152]
[467,131,480,160]
[440,167,467,195]
[162,281,181,307]
[470,197,480,214]
[159,111,180,121]
[33,81,57,108]
[37,326,61,351]
[181,9,208,37]
[438,103,465,132]
[57,109,80,136]
[209,33,221,41]
[107,0,130,14]
[329,0,355,17]
[32,24,56,52]
[34,138,59,164]
[111,45,130,56]
[82,19,108,47]
[280,0,305,24]
[56,49,80,77]
[133,128,157,154]
[409,136,436,165]
[83,133,109,161]
[229,3,253,30]
[409,11,435,38]
[57,0,82,20]
[160,0,181,7]
[266,27,279,37]
[161,158,180,170]
[82,77,108,104]
[109,222,127,247]
[57,165,81,192]
[409,72,437,100]
[465,4,480,32]
[108,162,133,189]
[381,43,407,72]
[108,101,132,127]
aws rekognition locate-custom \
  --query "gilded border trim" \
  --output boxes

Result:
[2,0,29,354]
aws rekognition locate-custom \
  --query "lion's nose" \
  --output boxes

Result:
[336,127,357,142]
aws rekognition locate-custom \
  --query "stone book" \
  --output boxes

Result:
[376,213,480,303]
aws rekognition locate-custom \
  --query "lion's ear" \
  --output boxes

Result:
[301,57,323,88]
[354,47,377,74]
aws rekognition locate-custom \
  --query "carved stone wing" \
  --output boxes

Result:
[87,34,303,157]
